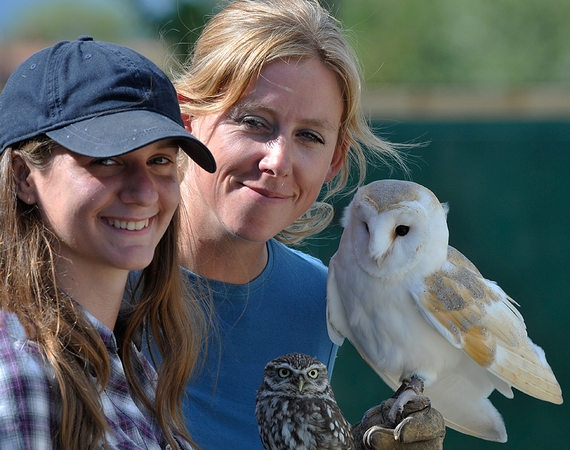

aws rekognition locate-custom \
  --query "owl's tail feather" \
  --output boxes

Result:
[424,373,508,443]
[490,339,563,405]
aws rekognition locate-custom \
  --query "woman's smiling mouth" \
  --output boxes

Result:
[246,184,290,200]
[105,218,150,231]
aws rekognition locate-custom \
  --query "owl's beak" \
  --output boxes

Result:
[298,378,305,392]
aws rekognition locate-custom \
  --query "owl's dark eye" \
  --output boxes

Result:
[307,369,319,379]
[395,225,410,236]
[278,368,291,378]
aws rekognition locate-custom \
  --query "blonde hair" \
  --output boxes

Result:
[0,138,205,449]
[176,0,406,244]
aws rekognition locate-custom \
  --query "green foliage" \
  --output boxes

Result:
[336,0,570,84]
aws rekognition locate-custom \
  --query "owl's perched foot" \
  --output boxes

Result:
[387,375,431,425]
[351,388,445,450]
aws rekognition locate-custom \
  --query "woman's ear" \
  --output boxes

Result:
[324,138,348,183]
[177,93,193,133]
[12,151,37,205]
[182,114,193,133]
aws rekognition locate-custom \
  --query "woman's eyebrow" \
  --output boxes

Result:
[231,100,339,132]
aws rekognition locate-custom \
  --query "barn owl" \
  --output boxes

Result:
[326,179,563,442]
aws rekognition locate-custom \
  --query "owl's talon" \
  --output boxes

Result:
[363,425,390,446]
[362,416,414,445]
[388,376,430,425]
[393,416,414,441]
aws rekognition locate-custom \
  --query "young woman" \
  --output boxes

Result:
[171,1,442,449]
[0,36,215,449]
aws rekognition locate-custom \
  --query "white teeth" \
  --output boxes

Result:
[107,218,149,230]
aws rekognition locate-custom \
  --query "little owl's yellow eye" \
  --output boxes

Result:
[278,368,291,378]
[308,369,319,379]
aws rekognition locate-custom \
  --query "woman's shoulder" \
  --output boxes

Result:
[0,309,49,374]
[269,238,327,264]
[268,239,328,278]
[0,309,28,342]
[0,310,60,447]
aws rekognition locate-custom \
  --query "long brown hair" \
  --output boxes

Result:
[0,137,205,449]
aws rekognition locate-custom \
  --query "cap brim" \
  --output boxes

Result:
[46,110,216,173]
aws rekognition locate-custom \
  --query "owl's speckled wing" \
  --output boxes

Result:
[411,246,563,405]
[257,397,354,450]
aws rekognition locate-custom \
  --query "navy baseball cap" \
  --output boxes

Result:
[0,36,216,173]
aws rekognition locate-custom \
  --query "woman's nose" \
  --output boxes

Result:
[119,165,159,206]
[258,137,292,177]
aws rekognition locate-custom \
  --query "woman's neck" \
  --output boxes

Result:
[179,230,268,285]
[56,262,127,330]
[179,177,270,284]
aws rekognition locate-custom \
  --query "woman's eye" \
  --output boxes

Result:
[94,158,117,166]
[298,130,324,145]
[239,116,267,130]
[149,156,172,165]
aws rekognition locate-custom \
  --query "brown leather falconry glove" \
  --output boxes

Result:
[351,380,445,450]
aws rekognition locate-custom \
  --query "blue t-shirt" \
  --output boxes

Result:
[183,238,337,449]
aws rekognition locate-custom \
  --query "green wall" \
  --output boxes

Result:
[305,120,570,449]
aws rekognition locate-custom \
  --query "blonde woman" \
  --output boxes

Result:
[172,0,443,449]
[0,37,215,449]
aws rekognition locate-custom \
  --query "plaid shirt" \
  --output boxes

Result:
[0,309,192,449]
